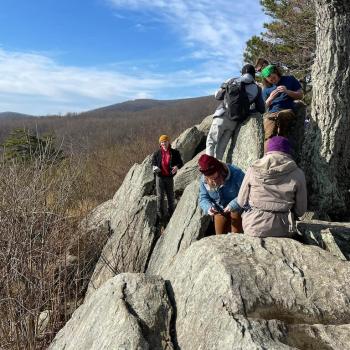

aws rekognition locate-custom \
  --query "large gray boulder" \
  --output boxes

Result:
[86,156,158,296]
[49,274,174,350]
[147,180,211,276]
[83,199,114,231]
[87,196,158,296]
[223,113,264,172]
[196,114,213,135]
[173,151,203,196]
[171,114,214,165]
[161,235,350,349]
[297,220,350,260]
[171,126,205,164]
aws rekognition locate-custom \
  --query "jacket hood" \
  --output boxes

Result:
[251,151,297,184]
[240,73,255,84]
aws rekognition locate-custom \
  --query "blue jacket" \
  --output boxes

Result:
[199,164,245,214]
[262,75,302,113]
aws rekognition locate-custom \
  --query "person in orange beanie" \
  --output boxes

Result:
[152,135,183,225]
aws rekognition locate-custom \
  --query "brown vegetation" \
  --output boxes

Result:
[0,155,89,348]
[0,96,216,348]
[0,96,216,206]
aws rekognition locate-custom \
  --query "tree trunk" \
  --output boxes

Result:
[303,0,350,219]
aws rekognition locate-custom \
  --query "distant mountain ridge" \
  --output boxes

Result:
[0,95,217,147]
[0,112,34,119]
[81,96,214,115]
[1,96,214,118]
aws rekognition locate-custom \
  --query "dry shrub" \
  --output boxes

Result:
[0,100,214,348]
[0,152,108,349]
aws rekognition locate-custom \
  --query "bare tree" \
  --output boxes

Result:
[303,0,350,219]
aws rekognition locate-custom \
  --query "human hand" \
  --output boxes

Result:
[208,207,218,216]
[153,166,161,174]
[224,205,231,213]
[171,166,178,174]
[269,89,280,99]
[276,85,287,93]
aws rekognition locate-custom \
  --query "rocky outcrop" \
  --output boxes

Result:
[86,114,215,296]
[57,110,350,350]
[54,235,350,350]
[297,220,350,260]
[83,199,114,231]
[162,235,350,349]
[147,180,211,276]
[171,114,213,165]
[86,156,158,296]
[173,151,203,196]
[49,274,174,350]
[171,127,204,164]
[87,196,158,297]
[196,114,213,135]
[223,113,264,172]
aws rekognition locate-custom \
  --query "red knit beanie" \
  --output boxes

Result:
[198,154,224,176]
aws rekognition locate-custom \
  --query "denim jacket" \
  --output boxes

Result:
[199,164,245,214]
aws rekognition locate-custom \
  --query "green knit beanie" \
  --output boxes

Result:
[261,64,276,78]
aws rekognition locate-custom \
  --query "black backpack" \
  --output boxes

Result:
[224,79,250,122]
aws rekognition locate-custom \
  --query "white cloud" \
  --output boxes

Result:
[0,1,266,114]
[0,49,218,115]
[107,0,266,62]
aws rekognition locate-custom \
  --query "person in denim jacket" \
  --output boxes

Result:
[198,154,245,234]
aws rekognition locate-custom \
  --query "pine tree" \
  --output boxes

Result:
[244,0,315,91]
[2,128,64,163]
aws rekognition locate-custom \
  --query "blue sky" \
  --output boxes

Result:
[0,0,267,115]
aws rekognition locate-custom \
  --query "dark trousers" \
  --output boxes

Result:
[156,176,175,219]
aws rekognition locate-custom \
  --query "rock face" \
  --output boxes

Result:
[55,111,350,350]
[86,156,158,296]
[87,114,217,295]
[49,274,174,350]
[171,126,205,164]
[297,220,350,260]
[223,113,264,172]
[147,180,211,276]
[162,235,350,350]
[173,151,203,196]
[196,114,213,135]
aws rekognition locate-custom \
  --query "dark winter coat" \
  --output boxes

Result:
[152,147,183,177]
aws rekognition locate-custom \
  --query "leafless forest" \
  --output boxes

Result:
[0,96,216,349]
[0,96,216,204]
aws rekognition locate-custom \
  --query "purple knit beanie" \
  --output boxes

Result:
[267,136,291,154]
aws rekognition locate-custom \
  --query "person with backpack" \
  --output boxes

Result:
[152,135,183,225]
[206,64,265,160]
[261,64,304,152]
[198,154,245,234]
[237,136,307,238]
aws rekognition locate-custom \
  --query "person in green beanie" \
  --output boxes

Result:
[261,65,304,152]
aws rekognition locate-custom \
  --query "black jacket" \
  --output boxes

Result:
[152,147,183,177]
